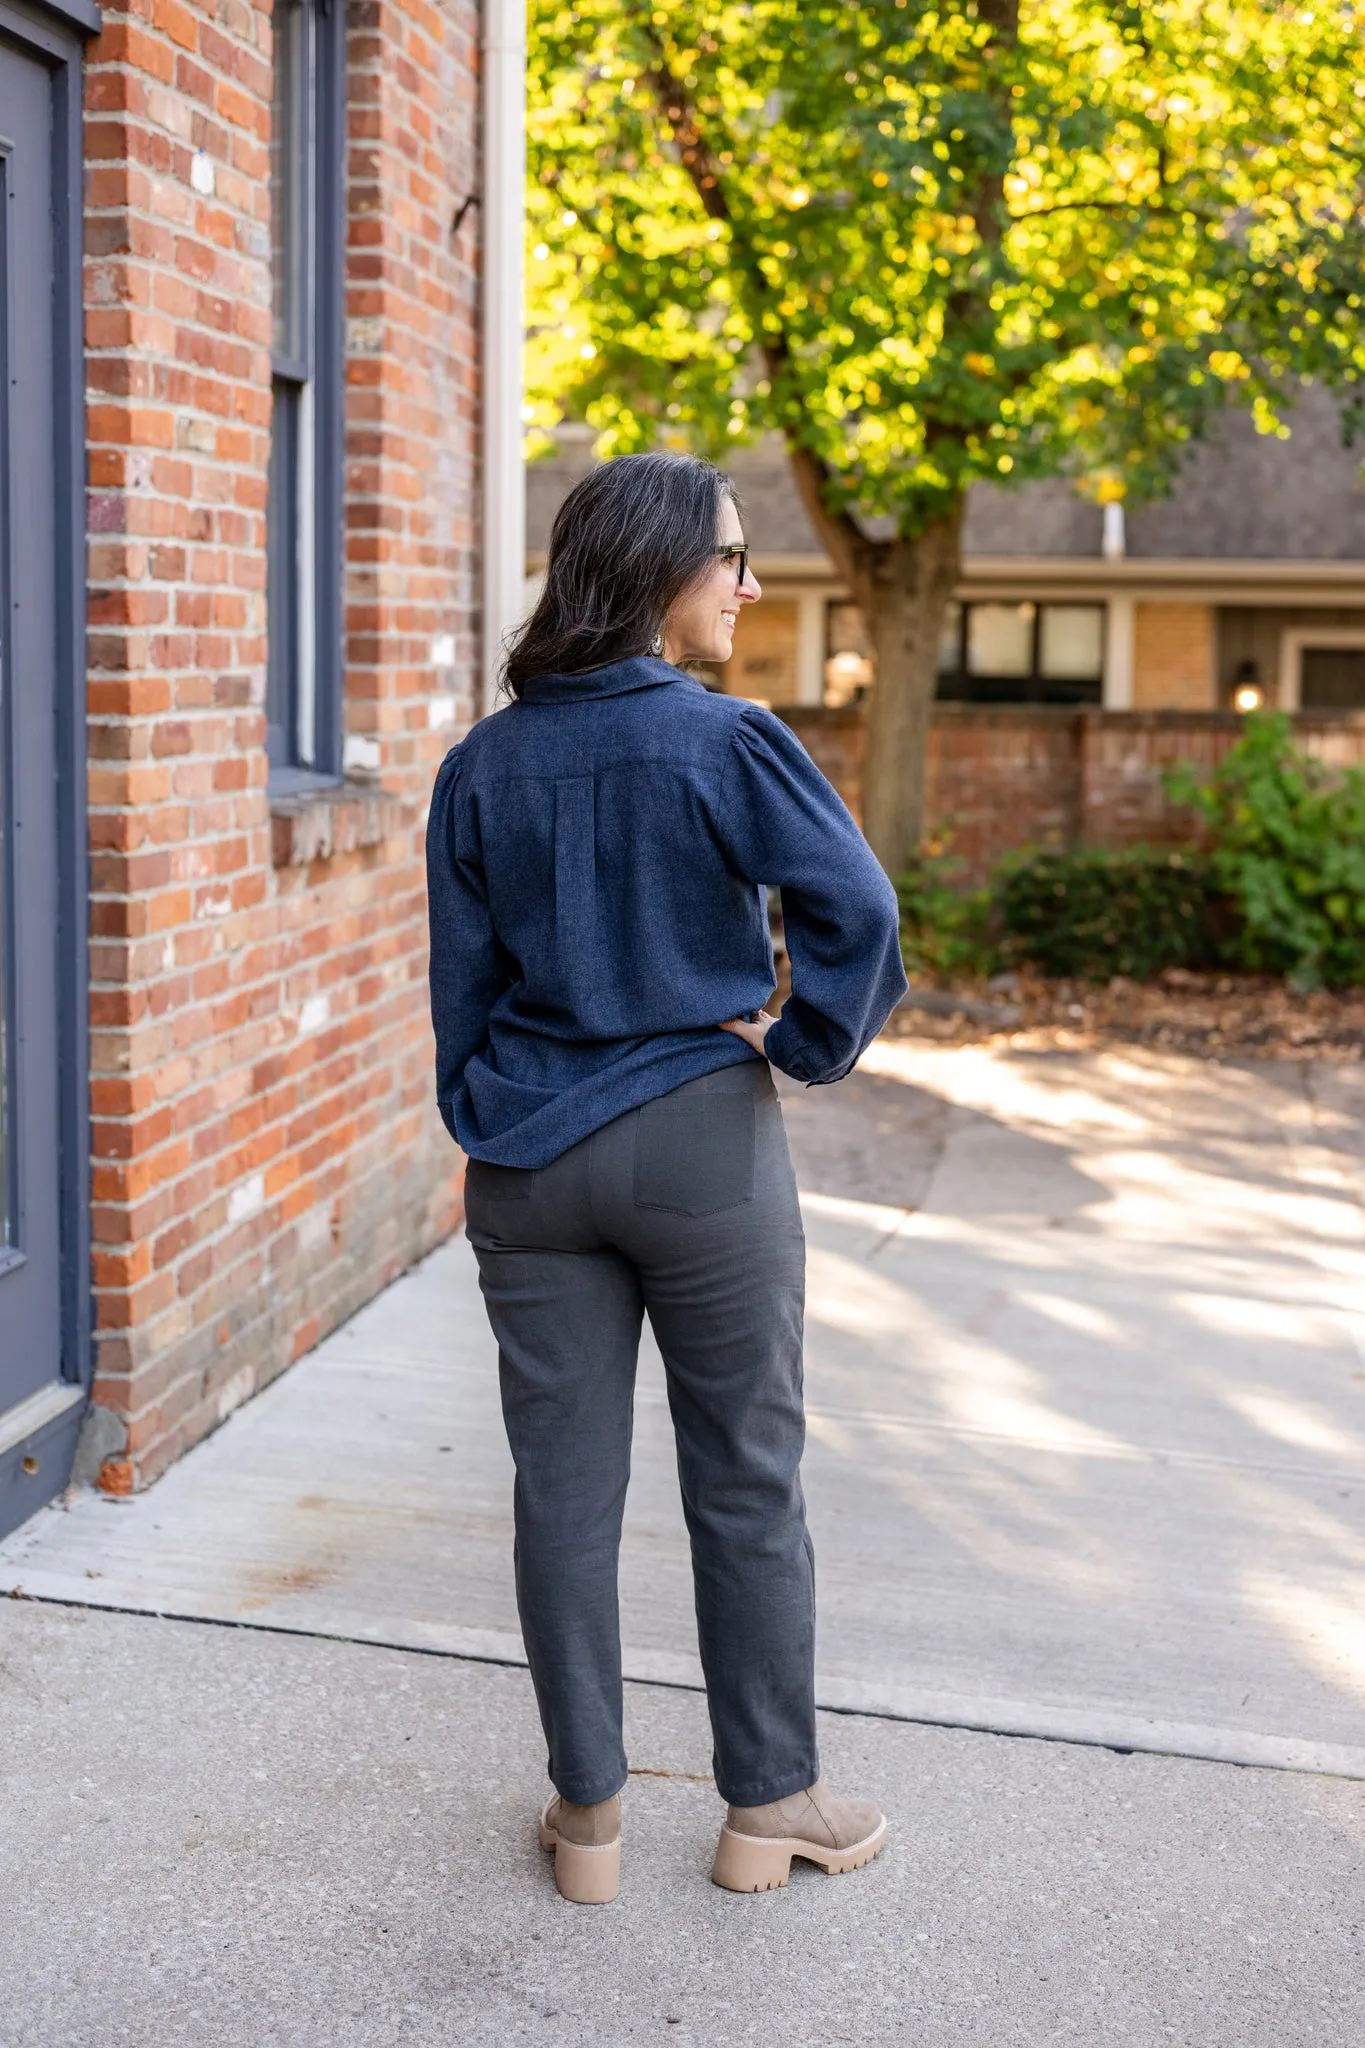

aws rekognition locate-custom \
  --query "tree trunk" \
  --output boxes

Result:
[780,440,964,877]
[856,504,964,877]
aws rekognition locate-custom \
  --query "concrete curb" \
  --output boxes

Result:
[7,1570,1363,1783]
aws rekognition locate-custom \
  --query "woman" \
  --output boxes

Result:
[426,452,907,1903]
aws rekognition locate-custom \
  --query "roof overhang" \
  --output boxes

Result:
[526,551,1365,606]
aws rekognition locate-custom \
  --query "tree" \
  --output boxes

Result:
[526,0,1365,875]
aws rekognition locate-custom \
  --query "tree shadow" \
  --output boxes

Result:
[754,1043,1365,1745]
[776,1063,1111,1224]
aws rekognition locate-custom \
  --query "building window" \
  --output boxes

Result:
[966,601,1033,679]
[938,601,1104,705]
[822,598,1105,707]
[824,601,874,706]
[1298,646,1365,711]
[268,0,345,788]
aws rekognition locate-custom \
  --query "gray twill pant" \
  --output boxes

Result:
[464,1060,819,1808]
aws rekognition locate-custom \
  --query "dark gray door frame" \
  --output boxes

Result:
[0,0,98,1538]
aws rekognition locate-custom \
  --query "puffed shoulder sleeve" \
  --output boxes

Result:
[717,704,907,1085]
[425,744,506,1143]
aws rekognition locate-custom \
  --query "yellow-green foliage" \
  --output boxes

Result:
[527,0,1365,530]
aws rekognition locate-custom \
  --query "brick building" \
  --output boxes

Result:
[0,0,523,1536]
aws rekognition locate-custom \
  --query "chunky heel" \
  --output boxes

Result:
[552,1834,620,1904]
[711,1824,795,1892]
[538,1802,621,1904]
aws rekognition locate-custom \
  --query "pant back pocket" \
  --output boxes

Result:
[633,1095,757,1217]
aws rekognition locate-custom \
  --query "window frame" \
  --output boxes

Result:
[0,144,13,1259]
[937,600,1106,707]
[1277,627,1365,711]
[266,0,346,794]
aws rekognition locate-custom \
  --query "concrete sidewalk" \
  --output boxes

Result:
[2,1598,1362,2047]
[4,1043,1364,1772]
[3,1041,1365,2041]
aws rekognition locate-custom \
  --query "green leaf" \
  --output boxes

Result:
[1167,713,1365,985]
[528,0,1365,537]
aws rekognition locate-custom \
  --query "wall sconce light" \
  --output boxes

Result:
[823,648,874,708]
[1231,658,1264,715]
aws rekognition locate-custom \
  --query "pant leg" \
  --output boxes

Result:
[466,1153,643,1806]
[603,1063,819,1807]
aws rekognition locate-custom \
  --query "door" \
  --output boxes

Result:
[0,9,91,1540]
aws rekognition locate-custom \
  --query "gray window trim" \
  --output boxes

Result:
[15,0,100,37]
[267,0,346,790]
[0,145,16,1260]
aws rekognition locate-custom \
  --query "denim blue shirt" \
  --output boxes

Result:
[426,656,907,1167]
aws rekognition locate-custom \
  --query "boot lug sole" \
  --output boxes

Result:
[711,1818,888,1892]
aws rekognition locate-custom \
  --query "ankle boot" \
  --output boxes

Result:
[712,1777,886,1892]
[538,1792,621,1904]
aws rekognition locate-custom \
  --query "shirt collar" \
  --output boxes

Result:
[517,656,699,704]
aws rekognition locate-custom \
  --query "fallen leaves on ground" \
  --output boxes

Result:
[888,970,1365,1061]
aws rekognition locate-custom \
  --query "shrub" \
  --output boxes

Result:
[1165,712,1365,989]
[995,846,1217,983]
[896,853,997,981]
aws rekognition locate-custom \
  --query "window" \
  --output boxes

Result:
[938,601,1105,705]
[268,0,345,788]
[1299,647,1365,712]
[822,598,1106,706]
[824,601,873,706]
[968,602,1034,678]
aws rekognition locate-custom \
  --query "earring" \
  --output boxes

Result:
[650,630,664,657]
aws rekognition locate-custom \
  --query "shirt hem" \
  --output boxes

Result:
[453,1034,763,1169]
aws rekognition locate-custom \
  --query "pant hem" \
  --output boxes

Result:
[716,1758,820,1809]
[551,1771,629,1806]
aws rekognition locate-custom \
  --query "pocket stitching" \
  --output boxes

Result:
[633,1100,757,1218]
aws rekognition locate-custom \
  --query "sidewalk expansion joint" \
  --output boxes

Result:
[7,1581,1363,1786]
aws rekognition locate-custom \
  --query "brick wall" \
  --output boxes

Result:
[780,704,1365,882]
[928,709,1080,875]
[1132,602,1216,710]
[779,706,1082,878]
[784,705,864,815]
[83,0,478,1493]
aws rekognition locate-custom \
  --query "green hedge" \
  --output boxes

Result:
[897,715,1365,989]
[897,844,1219,985]
[895,858,995,980]
[993,847,1218,982]
[1165,712,1365,989]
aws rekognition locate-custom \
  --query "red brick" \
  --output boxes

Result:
[84,0,477,1492]
[778,704,1365,885]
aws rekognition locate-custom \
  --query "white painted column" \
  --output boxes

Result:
[795,589,826,704]
[1104,593,1135,709]
[481,0,527,713]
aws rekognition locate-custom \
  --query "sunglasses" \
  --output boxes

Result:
[714,543,750,590]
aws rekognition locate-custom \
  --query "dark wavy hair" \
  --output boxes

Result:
[503,451,737,699]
